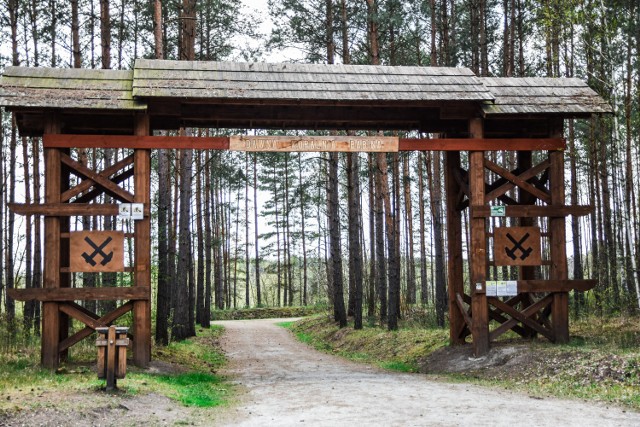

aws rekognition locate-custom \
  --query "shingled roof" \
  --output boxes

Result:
[132,59,493,102]
[0,67,145,110]
[481,77,612,116]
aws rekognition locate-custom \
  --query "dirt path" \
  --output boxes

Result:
[216,318,639,427]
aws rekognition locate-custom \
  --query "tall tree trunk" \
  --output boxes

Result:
[203,150,212,324]
[426,152,446,326]
[403,154,416,304]
[195,151,206,324]
[298,154,309,305]
[367,154,376,317]
[22,137,33,332]
[172,148,194,340]
[253,154,261,306]
[348,153,364,329]
[245,153,251,307]
[100,0,110,69]
[418,152,428,305]
[156,148,171,344]
[377,153,398,330]
[329,152,347,327]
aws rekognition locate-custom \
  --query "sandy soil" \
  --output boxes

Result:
[216,318,640,427]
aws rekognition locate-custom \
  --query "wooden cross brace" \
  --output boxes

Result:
[483,158,551,205]
[59,153,134,203]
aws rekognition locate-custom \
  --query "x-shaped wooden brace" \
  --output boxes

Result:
[484,158,551,205]
[60,153,135,203]
[58,301,134,353]
[488,294,554,342]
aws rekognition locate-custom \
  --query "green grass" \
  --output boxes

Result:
[0,325,231,413]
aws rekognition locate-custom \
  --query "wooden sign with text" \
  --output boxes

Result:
[69,231,124,272]
[493,226,542,266]
[229,135,399,152]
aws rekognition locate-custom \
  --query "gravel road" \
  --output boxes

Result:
[216,318,639,427]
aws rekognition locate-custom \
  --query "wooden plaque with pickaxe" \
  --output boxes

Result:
[493,227,542,266]
[69,231,124,272]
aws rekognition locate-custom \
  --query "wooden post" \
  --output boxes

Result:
[445,151,465,344]
[42,115,61,369]
[133,114,151,367]
[517,150,537,338]
[469,119,489,356]
[549,120,569,343]
[106,325,117,390]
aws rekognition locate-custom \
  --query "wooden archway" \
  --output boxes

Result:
[1,61,609,367]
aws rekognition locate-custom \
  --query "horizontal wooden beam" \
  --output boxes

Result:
[43,134,566,152]
[516,279,596,293]
[398,138,565,151]
[9,203,149,217]
[7,286,150,301]
[477,279,596,294]
[471,205,593,218]
[44,134,230,150]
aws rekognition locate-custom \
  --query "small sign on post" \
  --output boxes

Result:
[96,325,129,391]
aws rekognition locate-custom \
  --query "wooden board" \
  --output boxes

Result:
[493,226,542,266]
[69,231,124,272]
[229,135,399,152]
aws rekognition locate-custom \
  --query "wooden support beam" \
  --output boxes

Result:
[484,158,551,204]
[59,302,101,329]
[73,168,135,203]
[7,286,150,301]
[455,293,473,330]
[469,119,490,357]
[549,148,570,343]
[489,294,553,341]
[399,138,565,151]
[58,302,134,353]
[485,159,551,204]
[446,151,466,344]
[489,296,555,341]
[60,153,135,203]
[61,155,134,202]
[43,134,566,152]
[44,134,230,150]
[42,116,61,370]
[133,114,152,368]
[471,205,593,218]
[9,203,147,217]
[517,279,596,293]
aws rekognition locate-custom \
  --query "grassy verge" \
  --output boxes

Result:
[0,325,230,414]
[286,314,640,410]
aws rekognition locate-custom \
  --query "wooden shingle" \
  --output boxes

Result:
[0,67,145,110]
[132,59,494,102]
[481,77,612,116]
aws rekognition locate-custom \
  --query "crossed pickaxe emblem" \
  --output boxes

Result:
[82,236,114,266]
[505,232,533,261]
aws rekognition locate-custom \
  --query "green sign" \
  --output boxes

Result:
[490,206,506,217]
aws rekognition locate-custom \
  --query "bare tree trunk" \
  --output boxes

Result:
[418,152,428,305]
[426,152,446,326]
[329,152,347,327]
[298,154,309,305]
[403,154,416,304]
[22,137,33,332]
[367,154,376,317]
[196,151,206,324]
[100,0,110,69]
[245,153,251,307]
[253,154,261,306]
[203,150,212,323]
[348,153,364,329]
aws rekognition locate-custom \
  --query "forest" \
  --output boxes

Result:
[0,0,638,348]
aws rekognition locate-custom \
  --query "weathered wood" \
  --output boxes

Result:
[485,158,550,205]
[549,148,570,343]
[59,302,134,352]
[59,303,100,329]
[9,203,142,217]
[445,151,466,344]
[489,294,553,341]
[399,138,565,152]
[471,205,593,218]
[60,153,134,202]
[230,135,399,152]
[106,326,117,390]
[61,155,133,202]
[69,231,124,272]
[489,296,555,341]
[7,286,150,301]
[469,119,490,356]
[42,115,61,370]
[484,159,551,204]
[133,114,152,367]
[44,134,230,150]
[517,279,596,292]
[455,293,473,330]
